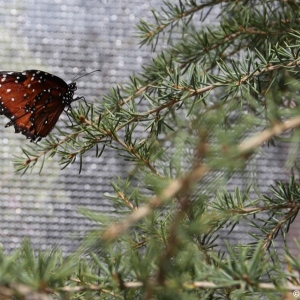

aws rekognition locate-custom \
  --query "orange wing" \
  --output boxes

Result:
[0,70,73,141]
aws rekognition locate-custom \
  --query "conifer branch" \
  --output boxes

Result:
[102,114,300,241]
[5,1,300,298]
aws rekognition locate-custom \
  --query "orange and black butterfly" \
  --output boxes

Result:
[0,70,82,141]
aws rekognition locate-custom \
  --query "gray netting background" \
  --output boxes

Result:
[0,0,297,254]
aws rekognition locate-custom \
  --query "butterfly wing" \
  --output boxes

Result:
[0,70,72,141]
[29,87,68,139]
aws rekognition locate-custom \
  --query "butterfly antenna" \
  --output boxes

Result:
[74,69,101,81]
[73,69,86,81]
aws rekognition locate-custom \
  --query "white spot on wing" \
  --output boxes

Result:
[6,89,11,93]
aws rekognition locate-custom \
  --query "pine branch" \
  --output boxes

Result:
[14,42,300,173]
[5,1,300,299]
[101,114,300,242]
[3,277,299,298]
[137,0,221,49]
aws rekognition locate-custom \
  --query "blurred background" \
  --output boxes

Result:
[0,0,296,254]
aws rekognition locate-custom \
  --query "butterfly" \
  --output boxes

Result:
[0,70,82,142]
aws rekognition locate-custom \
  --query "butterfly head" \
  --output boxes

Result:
[68,82,77,92]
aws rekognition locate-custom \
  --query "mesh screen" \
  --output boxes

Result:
[0,1,296,254]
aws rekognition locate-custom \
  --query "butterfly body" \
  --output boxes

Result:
[0,70,78,141]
